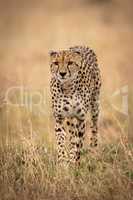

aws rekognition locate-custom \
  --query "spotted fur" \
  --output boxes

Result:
[49,46,101,165]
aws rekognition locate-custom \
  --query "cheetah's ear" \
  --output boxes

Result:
[72,51,82,61]
[74,50,81,55]
[70,47,81,55]
[49,50,57,57]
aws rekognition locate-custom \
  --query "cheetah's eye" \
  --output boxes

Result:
[53,61,59,66]
[68,61,73,65]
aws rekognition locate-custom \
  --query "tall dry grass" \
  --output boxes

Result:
[0,137,133,200]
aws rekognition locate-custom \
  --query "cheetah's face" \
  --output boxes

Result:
[49,50,82,82]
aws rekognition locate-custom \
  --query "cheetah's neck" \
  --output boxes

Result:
[60,79,77,95]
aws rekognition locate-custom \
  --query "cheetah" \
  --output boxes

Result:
[49,46,101,165]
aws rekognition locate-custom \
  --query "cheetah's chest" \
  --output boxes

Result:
[55,93,87,120]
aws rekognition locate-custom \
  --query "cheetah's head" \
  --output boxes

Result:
[49,49,82,82]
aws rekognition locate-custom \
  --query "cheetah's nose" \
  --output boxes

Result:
[59,72,67,78]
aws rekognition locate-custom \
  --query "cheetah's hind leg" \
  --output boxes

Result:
[89,91,100,148]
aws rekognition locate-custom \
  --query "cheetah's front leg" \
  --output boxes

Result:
[55,118,67,165]
[68,119,85,165]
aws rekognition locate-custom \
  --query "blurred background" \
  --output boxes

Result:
[0,0,132,146]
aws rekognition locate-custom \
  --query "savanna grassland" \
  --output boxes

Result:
[0,0,133,199]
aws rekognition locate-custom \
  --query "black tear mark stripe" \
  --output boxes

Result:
[51,63,59,73]
[67,65,71,77]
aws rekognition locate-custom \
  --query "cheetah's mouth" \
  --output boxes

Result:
[57,74,71,82]
[55,72,77,83]
[59,77,69,82]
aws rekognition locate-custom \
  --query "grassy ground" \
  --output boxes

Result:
[0,139,133,200]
